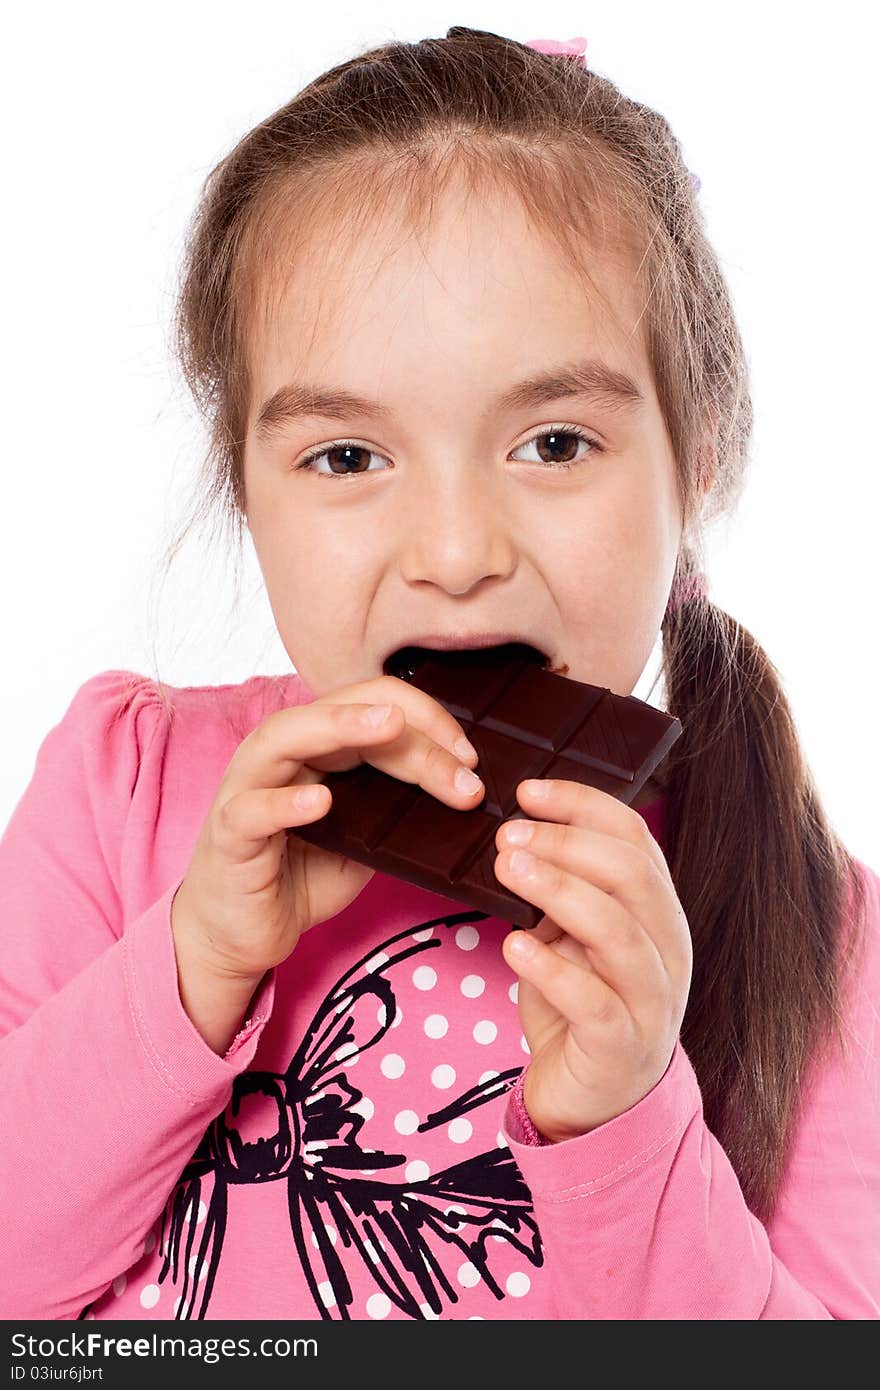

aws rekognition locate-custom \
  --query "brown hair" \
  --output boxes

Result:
[152,25,868,1223]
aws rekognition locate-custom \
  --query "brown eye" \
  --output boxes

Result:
[295,441,389,480]
[511,426,602,470]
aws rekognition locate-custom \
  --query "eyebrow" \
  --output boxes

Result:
[253,357,646,443]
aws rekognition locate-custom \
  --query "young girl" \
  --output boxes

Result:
[1,27,877,1322]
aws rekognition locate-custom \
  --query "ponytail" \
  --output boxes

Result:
[657,582,869,1221]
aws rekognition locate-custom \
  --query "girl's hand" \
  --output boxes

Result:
[171,679,485,991]
[494,780,693,1142]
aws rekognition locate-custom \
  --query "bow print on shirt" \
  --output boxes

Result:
[155,906,544,1320]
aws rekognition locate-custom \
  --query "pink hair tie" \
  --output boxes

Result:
[666,570,709,611]
[525,35,589,63]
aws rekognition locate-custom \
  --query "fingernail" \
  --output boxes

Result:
[508,931,536,960]
[510,848,538,877]
[294,785,322,809]
[363,703,392,726]
[523,779,551,800]
[504,820,533,846]
[455,765,482,794]
[454,735,478,762]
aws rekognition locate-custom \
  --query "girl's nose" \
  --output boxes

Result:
[395,479,517,594]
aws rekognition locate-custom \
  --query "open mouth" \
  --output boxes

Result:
[383,642,568,681]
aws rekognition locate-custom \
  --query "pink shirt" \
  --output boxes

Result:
[1,669,877,1321]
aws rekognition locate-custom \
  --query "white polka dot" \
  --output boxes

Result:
[473,1020,498,1045]
[520,1033,531,1054]
[367,1292,391,1319]
[461,974,485,998]
[311,1224,338,1248]
[351,1095,374,1121]
[431,1064,456,1089]
[509,980,519,1003]
[412,927,434,942]
[457,1262,480,1288]
[188,1256,208,1282]
[394,1110,419,1135]
[196,1201,207,1225]
[377,1003,402,1029]
[420,1302,440,1319]
[380,1053,405,1079]
[334,994,353,1014]
[365,952,389,973]
[143,1230,157,1254]
[444,1203,468,1218]
[362,1239,381,1263]
[506,1271,531,1297]
[139,1284,160,1309]
[317,1281,336,1307]
[496,1130,508,1149]
[173,1296,183,1315]
[406,1160,430,1182]
[413,965,437,990]
[479,1069,500,1085]
[468,1315,485,1320]
[424,1013,448,1038]
[391,1007,403,1028]
[455,925,480,951]
[448,1117,473,1144]
[112,1275,126,1297]
[335,1041,359,1064]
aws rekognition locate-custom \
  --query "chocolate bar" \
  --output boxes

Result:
[293,644,682,928]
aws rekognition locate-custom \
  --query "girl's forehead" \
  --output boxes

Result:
[249,179,644,379]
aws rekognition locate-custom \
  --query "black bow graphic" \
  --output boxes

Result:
[156,906,543,1320]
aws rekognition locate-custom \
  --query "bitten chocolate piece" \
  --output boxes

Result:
[293,643,682,928]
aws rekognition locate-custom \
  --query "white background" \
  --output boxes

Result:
[2,1,877,865]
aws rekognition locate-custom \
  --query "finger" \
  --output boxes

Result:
[496,813,686,973]
[225,699,409,795]
[353,714,486,810]
[215,781,333,859]
[503,929,628,1032]
[317,674,480,766]
[231,700,486,814]
[515,778,673,886]
[495,849,668,1012]
[530,915,584,967]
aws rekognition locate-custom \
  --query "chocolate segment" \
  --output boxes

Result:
[293,643,682,928]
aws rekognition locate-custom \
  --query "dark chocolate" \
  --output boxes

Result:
[293,644,682,928]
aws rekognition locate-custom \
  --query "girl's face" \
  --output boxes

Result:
[244,180,683,704]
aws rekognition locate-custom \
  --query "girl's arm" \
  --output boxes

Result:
[502,859,880,1319]
[0,672,276,1320]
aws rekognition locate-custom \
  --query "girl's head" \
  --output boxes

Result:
[176,27,735,701]
[244,162,689,698]
[163,26,866,1224]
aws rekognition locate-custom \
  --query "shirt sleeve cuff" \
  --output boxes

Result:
[501,1039,701,1199]
[122,879,276,1105]
[508,1067,552,1145]
[224,970,275,1062]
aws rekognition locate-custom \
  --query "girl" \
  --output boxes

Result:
[1,27,877,1321]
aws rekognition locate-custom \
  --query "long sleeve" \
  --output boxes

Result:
[501,859,880,1320]
[0,671,276,1320]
